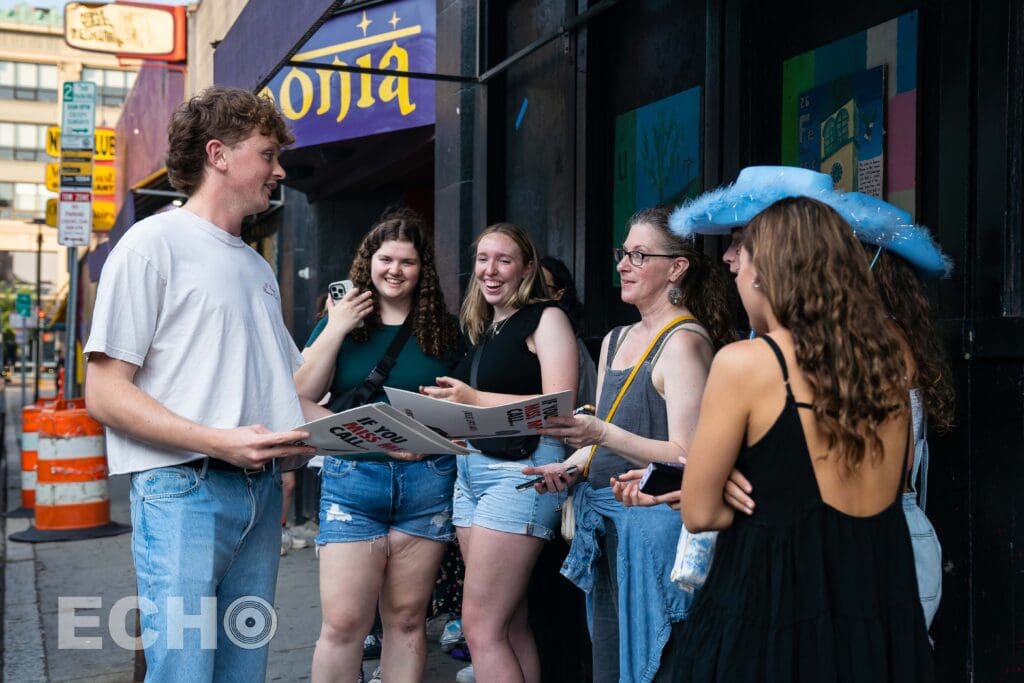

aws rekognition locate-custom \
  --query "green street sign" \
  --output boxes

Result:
[15,292,31,317]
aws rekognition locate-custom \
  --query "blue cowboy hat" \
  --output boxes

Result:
[668,165,951,278]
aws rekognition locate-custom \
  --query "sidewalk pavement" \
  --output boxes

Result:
[2,384,466,682]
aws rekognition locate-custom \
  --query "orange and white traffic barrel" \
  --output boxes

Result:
[3,398,53,518]
[8,398,130,543]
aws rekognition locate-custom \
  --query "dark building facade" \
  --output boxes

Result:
[217,0,1023,677]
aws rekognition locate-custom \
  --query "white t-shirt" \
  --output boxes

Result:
[84,208,305,475]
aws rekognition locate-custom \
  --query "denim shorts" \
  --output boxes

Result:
[452,437,566,540]
[317,455,456,544]
[902,492,942,628]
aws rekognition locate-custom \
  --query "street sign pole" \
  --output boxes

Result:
[58,81,96,400]
[20,331,27,408]
[66,249,78,400]
[14,295,31,406]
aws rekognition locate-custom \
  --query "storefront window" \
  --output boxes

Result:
[0,61,59,102]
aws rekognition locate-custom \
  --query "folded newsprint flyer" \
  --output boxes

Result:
[297,403,472,455]
[383,388,574,440]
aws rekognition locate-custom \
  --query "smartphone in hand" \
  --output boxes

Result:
[517,465,579,492]
[328,280,354,301]
[638,462,684,496]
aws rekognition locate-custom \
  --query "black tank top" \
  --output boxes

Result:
[453,301,554,459]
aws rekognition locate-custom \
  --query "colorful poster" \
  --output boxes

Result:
[798,66,886,196]
[782,11,917,216]
[613,86,702,281]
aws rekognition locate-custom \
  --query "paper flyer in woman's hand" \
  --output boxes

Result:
[297,403,472,455]
[382,388,573,439]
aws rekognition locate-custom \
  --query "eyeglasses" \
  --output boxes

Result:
[612,247,681,268]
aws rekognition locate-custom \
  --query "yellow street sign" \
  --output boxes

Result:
[45,162,60,192]
[93,200,115,230]
[60,159,93,177]
[46,197,116,230]
[61,149,93,160]
[95,129,116,161]
[46,126,61,158]
[93,165,115,194]
[46,127,117,161]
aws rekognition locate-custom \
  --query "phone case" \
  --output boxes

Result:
[638,462,684,496]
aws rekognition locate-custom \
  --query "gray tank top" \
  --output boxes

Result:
[587,324,680,489]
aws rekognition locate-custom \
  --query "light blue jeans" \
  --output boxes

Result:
[562,483,693,683]
[902,491,942,628]
[129,461,282,682]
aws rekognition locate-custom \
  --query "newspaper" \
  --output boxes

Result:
[297,403,471,456]
[383,388,574,440]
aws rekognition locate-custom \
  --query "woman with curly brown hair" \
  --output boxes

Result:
[295,208,462,683]
[675,196,934,681]
[525,206,734,682]
[864,247,953,629]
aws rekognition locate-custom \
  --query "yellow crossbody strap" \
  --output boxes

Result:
[581,315,695,478]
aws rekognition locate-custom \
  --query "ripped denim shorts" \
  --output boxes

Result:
[452,437,566,541]
[317,455,456,544]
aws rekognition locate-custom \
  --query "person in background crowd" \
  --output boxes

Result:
[673,197,934,680]
[541,255,598,404]
[83,86,320,681]
[297,209,463,683]
[526,206,734,683]
[421,222,578,683]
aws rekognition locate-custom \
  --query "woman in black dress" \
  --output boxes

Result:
[675,196,935,681]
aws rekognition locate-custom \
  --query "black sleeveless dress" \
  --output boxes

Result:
[672,336,935,681]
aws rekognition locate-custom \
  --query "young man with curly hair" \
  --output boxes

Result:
[84,86,324,680]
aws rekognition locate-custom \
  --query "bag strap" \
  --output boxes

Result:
[469,334,487,387]
[581,315,695,477]
[330,317,413,412]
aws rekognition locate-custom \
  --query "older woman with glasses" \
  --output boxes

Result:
[525,207,734,683]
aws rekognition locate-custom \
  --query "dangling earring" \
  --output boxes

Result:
[668,286,683,306]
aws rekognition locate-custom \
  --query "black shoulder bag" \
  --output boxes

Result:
[327,318,413,413]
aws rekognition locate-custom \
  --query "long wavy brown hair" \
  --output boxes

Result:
[460,223,550,345]
[868,248,955,432]
[744,197,909,470]
[348,208,460,359]
[629,207,735,350]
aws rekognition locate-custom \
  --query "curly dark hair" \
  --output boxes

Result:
[166,86,294,196]
[627,207,736,350]
[745,197,909,471]
[868,248,955,432]
[347,208,460,359]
